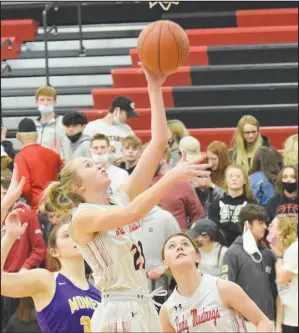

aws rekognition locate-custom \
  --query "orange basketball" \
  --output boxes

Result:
[137,20,189,73]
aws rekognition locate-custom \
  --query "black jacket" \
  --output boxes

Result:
[265,194,298,222]
[208,193,256,246]
[221,235,277,321]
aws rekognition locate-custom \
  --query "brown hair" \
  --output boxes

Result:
[224,164,255,200]
[46,222,69,271]
[35,86,57,101]
[207,141,231,187]
[17,297,37,323]
[276,214,298,253]
[90,133,110,147]
[276,165,298,195]
[163,146,172,164]
[122,136,143,149]
[232,115,263,173]
[161,233,200,276]
[249,146,283,185]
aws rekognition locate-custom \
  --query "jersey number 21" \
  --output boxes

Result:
[130,241,146,271]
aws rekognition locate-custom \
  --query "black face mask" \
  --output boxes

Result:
[67,132,82,143]
[282,182,297,194]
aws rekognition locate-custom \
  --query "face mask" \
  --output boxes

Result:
[67,132,82,144]
[91,153,114,166]
[266,232,279,247]
[282,182,297,194]
[113,110,121,125]
[168,138,175,148]
[38,104,54,114]
[243,221,262,263]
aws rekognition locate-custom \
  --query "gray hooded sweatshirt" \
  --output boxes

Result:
[64,134,91,162]
[221,235,277,320]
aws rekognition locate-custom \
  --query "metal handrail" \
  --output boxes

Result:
[42,1,59,86]
[1,38,13,50]
[77,2,86,56]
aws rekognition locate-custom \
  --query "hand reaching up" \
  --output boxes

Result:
[5,164,25,204]
[4,209,27,240]
[139,62,176,88]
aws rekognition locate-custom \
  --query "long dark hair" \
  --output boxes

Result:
[249,147,283,185]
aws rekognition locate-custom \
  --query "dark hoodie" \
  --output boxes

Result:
[221,235,277,321]
[64,134,91,162]
[265,193,298,222]
[208,193,256,246]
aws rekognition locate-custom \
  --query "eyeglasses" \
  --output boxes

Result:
[243,131,258,136]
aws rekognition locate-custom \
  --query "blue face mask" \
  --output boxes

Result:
[38,104,54,114]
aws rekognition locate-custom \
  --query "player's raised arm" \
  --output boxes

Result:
[120,63,170,200]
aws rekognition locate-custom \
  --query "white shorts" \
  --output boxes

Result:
[91,290,164,332]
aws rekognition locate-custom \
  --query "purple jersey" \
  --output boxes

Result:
[36,273,101,333]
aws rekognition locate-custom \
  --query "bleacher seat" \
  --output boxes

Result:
[1,19,39,44]
[1,37,21,61]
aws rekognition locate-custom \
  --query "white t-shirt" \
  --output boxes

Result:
[277,240,298,327]
[106,164,129,195]
[198,243,228,277]
[83,119,134,155]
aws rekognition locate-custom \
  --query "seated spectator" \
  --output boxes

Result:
[141,205,180,308]
[186,218,228,277]
[152,147,205,231]
[268,215,298,333]
[84,96,138,155]
[221,204,277,332]
[62,111,91,161]
[231,115,270,173]
[90,133,129,195]
[5,297,42,333]
[194,141,231,213]
[167,119,189,168]
[265,165,298,221]
[209,164,256,246]
[249,146,283,205]
[283,134,298,167]
[15,118,63,211]
[118,136,143,175]
[33,86,68,160]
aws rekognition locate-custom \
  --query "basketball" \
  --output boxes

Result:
[137,20,189,73]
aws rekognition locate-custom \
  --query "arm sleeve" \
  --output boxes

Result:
[221,251,238,283]
[22,211,46,270]
[184,184,205,223]
[208,200,221,226]
[14,154,32,204]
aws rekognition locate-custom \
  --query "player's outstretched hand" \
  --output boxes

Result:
[5,164,25,204]
[139,62,176,88]
[169,152,211,183]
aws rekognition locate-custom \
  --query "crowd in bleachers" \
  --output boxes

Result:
[1,85,298,333]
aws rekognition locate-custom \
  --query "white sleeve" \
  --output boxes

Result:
[283,241,298,274]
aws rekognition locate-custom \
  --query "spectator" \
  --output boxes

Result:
[83,96,138,155]
[209,164,256,246]
[90,133,129,195]
[186,218,228,277]
[15,118,63,211]
[268,215,298,333]
[265,165,298,221]
[118,135,143,175]
[194,141,231,213]
[62,112,91,161]
[5,297,42,333]
[249,146,283,205]
[1,143,13,173]
[283,134,298,167]
[231,115,270,173]
[1,123,18,165]
[221,204,277,332]
[141,206,180,308]
[152,146,205,231]
[167,119,189,168]
[33,86,68,160]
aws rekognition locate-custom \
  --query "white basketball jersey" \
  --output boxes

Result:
[72,191,148,292]
[164,274,247,332]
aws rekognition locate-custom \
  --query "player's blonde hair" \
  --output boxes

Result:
[232,115,263,173]
[224,164,255,200]
[283,134,298,166]
[275,214,298,253]
[167,119,189,144]
[35,86,57,100]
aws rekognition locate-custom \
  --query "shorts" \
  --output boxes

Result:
[91,289,164,332]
